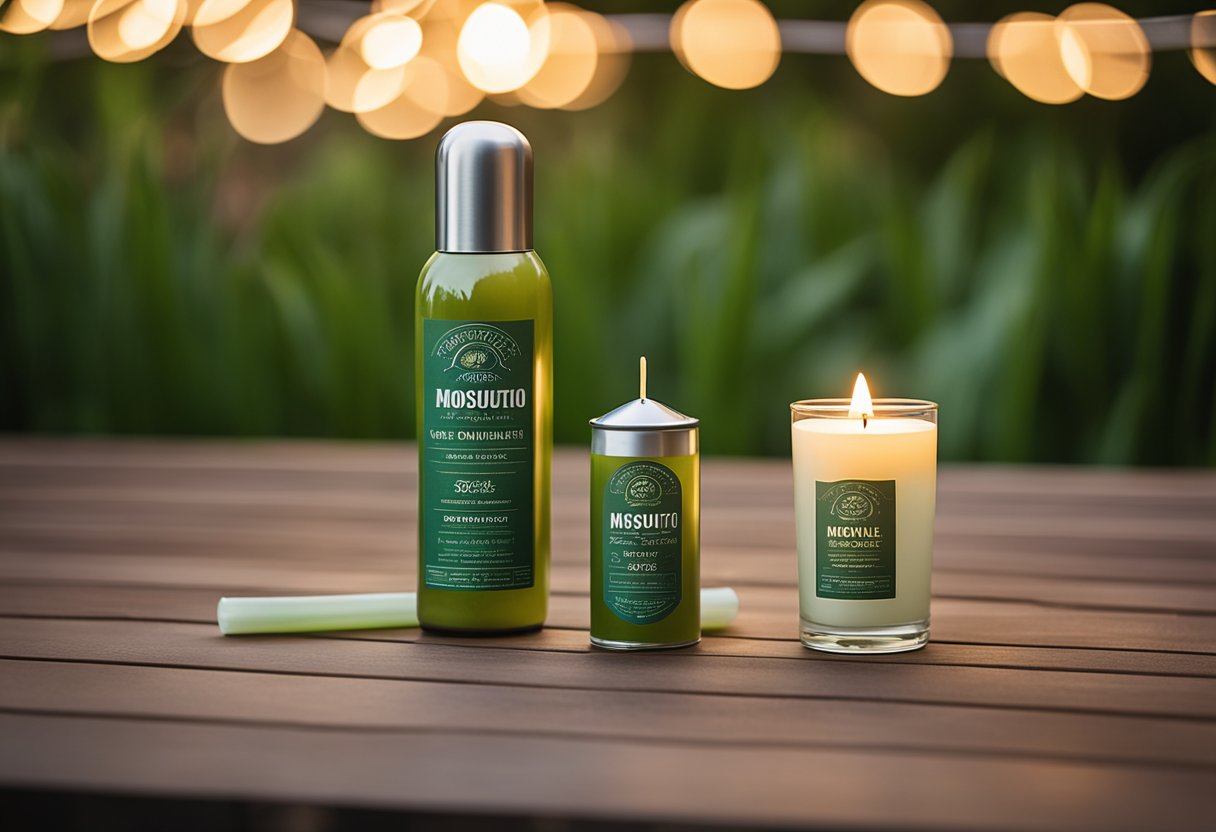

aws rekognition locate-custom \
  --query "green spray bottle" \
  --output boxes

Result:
[415,122,552,633]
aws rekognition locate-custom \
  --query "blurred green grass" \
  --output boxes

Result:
[1,40,1214,464]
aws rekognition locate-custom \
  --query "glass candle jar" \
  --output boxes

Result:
[791,398,938,654]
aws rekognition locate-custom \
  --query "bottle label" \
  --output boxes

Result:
[602,460,683,624]
[422,319,534,591]
[815,479,897,600]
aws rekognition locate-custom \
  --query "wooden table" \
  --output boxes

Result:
[1,439,1214,831]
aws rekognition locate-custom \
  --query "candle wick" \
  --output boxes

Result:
[862,415,868,429]
[639,355,647,401]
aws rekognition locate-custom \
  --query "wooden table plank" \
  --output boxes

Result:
[4,515,1215,574]
[6,474,1216,528]
[3,617,1216,735]
[6,471,1215,542]
[3,542,1213,596]
[3,654,1212,767]
[3,715,1211,832]
[5,585,1215,677]
[4,621,1216,721]
[2,438,1215,830]
[3,555,1213,613]
[2,580,1215,659]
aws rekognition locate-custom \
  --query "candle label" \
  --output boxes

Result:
[421,319,534,591]
[815,480,896,600]
[602,461,683,624]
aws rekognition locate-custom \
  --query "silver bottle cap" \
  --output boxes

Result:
[591,397,700,431]
[436,121,533,253]
[591,397,699,458]
[592,359,698,456]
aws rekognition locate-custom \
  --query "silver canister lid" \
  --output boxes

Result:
[436,121,533,254]
[591,358,699,457]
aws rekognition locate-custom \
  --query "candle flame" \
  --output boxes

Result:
[849,373,873,425]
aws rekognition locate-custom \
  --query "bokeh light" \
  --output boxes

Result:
[671,0,780,91]
[351,12,423,70]
[191,0,293,63]
[222,28,326,144]
[846,0,952,96]
[182,0,205,24]
[417,3,485,115]
[457,1,550,94]
[408,0,474,24]
[1,0,64,34]
[49,0,92,30]
[1190,10,1216,85]
[372,0,437,17]
[0,0,1193,139]
[561,10,630,111]
[326,33,409,114]
[357,54,449,139]
[1056,3,1149,101]
[88,0,186,63]
[516,4,597,109]
[988,12,1083,105]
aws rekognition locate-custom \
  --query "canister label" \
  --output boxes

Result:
[602,461,682,624]
[815,479,896,600]
[422,319,534,591]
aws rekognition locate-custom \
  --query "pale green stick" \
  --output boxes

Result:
[218,588,740,635]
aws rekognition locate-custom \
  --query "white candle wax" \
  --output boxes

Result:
[792,416,937,631]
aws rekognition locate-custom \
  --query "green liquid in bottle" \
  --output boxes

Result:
[416,251,553,632]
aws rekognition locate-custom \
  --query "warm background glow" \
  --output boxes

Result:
[87,0,186,63]
[515,4,597,108]
[357,54,449,138]
[222,28,326,143]
[192,0,293,63]
[1056,3,1150,100]
[49,0,93,29]
[0,0,63,34]
[327,32,409,113]
[372,0,438,15]
[359,13,423,69]
[846,0,952,96]
[457,1,550,94]
[414,1,486,116]
[672,0,780,91]
[1190,10,1216,85]
[988,12,1083,105]
[561,10,629,110]
[0,2,1209,143]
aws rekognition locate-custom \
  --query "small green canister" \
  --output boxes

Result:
[589,358,700,650]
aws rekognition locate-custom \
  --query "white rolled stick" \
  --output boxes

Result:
[218,592,418,635]
[218,587,740,636]
[700,586,740,631]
